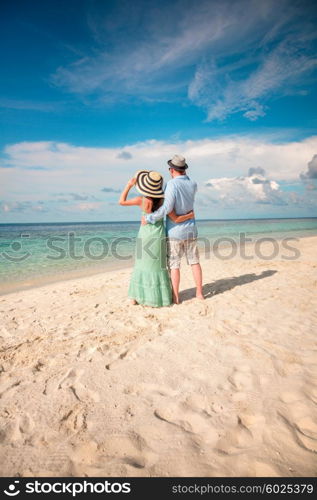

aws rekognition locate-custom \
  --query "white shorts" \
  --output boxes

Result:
[167,238,200,269]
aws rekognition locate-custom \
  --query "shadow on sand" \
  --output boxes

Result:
[180,269,277,302]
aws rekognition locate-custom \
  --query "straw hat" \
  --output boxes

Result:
[135,170,164,198]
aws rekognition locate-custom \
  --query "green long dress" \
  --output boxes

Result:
[128,200,172,307]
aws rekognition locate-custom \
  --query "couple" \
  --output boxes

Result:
[119,154,204,307]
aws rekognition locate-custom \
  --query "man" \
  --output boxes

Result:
[142,154,204,304]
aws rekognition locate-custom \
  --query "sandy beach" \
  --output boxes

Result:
[0,235,316,478]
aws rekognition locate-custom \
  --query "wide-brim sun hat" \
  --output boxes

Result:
[167,154,188,170]
[135,170,164,198]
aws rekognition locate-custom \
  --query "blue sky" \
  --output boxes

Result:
[1,0,317,222]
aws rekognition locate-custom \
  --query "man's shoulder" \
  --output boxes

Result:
[171,175,196,184]
[178,176,197,188]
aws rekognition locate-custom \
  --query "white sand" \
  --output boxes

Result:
[0,236,316,477]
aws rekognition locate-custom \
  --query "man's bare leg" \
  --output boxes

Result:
[191,263,204,299]
[170,268,180,304]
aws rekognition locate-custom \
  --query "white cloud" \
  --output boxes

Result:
[202,169,285,206]
[1,135,317,185]
[0,201,48,213]
[117,151,133,160]
[300,154,317,179]
[1,134,317,219]
[63,202,104,213]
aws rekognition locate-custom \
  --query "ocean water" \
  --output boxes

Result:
[0,217,317,294]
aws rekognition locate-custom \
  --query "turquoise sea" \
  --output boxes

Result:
[0,217,317,294]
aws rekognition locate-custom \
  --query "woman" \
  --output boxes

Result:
[119,170,194,307]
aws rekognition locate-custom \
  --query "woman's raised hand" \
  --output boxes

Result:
[127,177,136,188]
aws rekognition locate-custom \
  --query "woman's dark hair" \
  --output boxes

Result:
[146,196,163,212]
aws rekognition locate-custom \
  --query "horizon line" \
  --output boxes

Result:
[1,216,317,225]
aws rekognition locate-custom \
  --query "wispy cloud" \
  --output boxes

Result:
[0,98,64,112]
[69,192,92,201]
[189,37,317,121]
[52,192,99,201]
[49,0,317,120]
[101,187,121,193]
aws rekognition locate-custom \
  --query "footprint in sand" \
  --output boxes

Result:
[154,401,218,444]
[105,340,142,370]
[137,383,179,401]
[0,412,35,444]
[293,416,317,453]
[184,393,211,414]
[59,404,87,434]
[294,416,317,440]
[44,367,100,403]
[228,365,254,391]
[60,368,100,403]
[216,412,265,455]
[238,413,266,436]
[296,433,317,453]
[278,402,317,453]
[98,432,157,470]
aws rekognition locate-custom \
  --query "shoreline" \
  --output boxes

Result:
[1,232,316,297]
[0,258,134,297]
